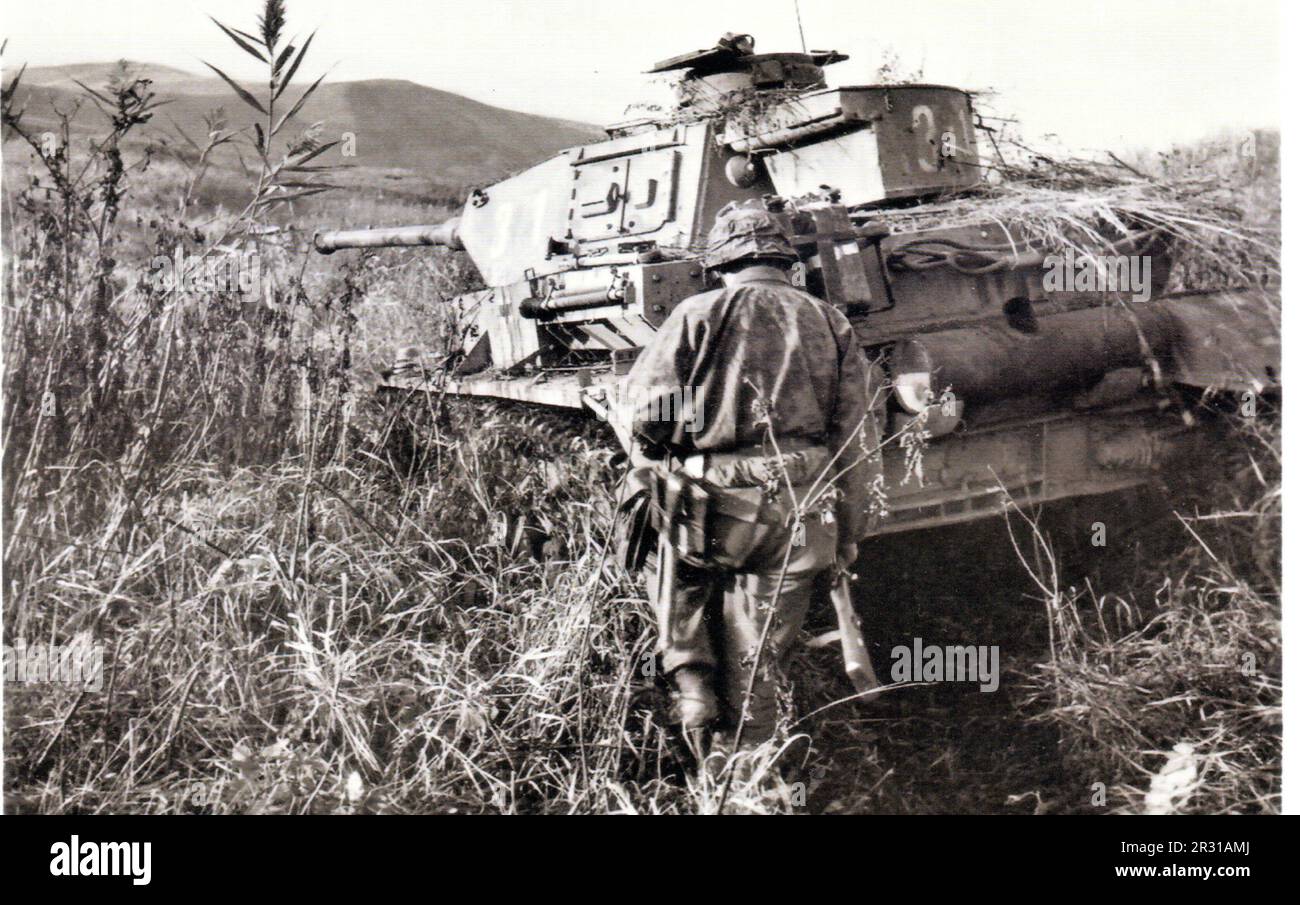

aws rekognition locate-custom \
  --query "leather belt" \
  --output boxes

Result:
[678,438,833,525]
[681,438,829,490]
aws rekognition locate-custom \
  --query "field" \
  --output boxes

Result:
[0,9,1281,814]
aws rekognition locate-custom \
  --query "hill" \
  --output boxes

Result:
[2,60,603,186]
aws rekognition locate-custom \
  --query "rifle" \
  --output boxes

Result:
[830,567,884,697]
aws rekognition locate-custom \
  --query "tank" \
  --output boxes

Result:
[314,32,1279,534]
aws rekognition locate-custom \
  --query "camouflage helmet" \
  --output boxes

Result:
[703,200,799,270]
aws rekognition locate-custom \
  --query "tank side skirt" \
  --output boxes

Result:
[379,376,1187,536]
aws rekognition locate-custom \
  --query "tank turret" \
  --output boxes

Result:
[314,34,986,376]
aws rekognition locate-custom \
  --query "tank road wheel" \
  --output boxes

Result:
[367,383,454,478]
[453,395,619,559]
[367,377,622,554]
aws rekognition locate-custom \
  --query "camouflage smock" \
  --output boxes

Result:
[626,269,877,542]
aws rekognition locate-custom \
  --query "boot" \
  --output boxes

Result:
[699,732,761,791]
[672,666,719,730]
[700,731,734,784]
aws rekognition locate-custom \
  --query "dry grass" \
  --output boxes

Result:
[1010,415,1280,814]
[886,129,1280,295]
[1,11,1281,813]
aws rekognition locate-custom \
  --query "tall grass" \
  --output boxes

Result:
[2,7,1281,813]
[1,5,729,811]
[1007,412,1280,814]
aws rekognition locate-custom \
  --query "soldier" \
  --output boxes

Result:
[624,199,876,752]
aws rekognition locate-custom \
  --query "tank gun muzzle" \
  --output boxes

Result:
[313,218,463,254]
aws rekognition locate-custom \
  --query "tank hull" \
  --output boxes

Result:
[378,364,1202,538]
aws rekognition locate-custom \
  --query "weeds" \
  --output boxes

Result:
[1,5,1281,814]
[1007,415,1280,814]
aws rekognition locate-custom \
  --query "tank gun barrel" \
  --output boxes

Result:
[313,219,463,254]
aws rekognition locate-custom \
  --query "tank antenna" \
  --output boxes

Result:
[794,0,808,53]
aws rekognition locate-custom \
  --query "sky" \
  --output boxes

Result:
[1,0,1283,153]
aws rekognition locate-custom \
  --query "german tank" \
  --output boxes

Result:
[314,32,1279,535]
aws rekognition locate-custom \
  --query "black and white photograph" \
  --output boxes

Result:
[0,0,1290,841]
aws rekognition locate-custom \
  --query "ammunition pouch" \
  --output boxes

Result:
[663,472,712,568]
[617,466,711,572]
[616,439,832,571]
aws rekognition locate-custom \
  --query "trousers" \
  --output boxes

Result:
[646,505,837,742]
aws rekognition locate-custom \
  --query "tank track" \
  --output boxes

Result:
[358,382,623,559]
[370,381,619,480]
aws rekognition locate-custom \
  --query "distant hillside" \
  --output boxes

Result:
[2,61,604,186]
